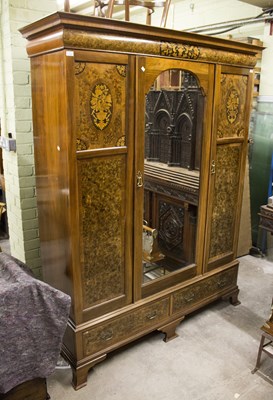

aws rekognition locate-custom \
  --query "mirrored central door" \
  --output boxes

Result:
[134,57,214,299]
[142,69,204,283]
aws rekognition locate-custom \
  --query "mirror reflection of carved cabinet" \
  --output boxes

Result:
[21,12,258,391]
[143,69,203,282]
[145,70,203,170]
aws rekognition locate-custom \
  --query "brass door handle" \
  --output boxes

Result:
[211,160,216,175]
[136,171,143,187]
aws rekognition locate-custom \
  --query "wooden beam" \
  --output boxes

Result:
[125,0,130,21]
[160,0,171,27]
[64,0,70,12]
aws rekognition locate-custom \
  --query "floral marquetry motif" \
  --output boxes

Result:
[217,74,248,138]
[78,156,126,308]
[75,61,127,149]
[90,83,113,131]
[209,145,241,259]
[75,62,86,75]
[76,138,88,150]
[116,65,126,77]
[62,30,257,67]
[226,88,240,124]
[116,136,125,146]
[160,42,200,60]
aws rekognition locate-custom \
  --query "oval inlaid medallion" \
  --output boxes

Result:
[226,88,239,124]
[90,83,113,131]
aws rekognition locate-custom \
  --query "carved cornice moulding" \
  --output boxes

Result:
[62,30,257,67]
[20,12,259,68]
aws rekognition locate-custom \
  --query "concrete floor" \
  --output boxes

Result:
[45,254,273,400]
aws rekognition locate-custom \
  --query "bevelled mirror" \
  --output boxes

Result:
[142,69,204,284]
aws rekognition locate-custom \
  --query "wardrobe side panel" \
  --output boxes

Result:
[206,67,253,270]
[31,51,74,304]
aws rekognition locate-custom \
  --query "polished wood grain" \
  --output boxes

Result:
[22,13,257,390]
[30,50,78,319]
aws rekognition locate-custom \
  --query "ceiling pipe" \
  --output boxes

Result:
[183,15,273,34]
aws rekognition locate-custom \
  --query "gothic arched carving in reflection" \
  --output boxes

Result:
[143,69,204,283]
[145,70,203,171]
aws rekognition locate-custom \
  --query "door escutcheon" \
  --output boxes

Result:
[136,171,143,187]
[211,160,216,175]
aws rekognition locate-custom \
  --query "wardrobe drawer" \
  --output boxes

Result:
[83,298,169,356]
[172,267,238,314]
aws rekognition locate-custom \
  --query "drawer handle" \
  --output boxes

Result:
[100,329,113,341]
[185,293,195,303]
[146,311,157,320]
[217,279,226,288]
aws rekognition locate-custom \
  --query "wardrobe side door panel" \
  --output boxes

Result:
[209,142,242,259]
[205,66,253,271]
[74,52,134,320]
[78,154,127,309]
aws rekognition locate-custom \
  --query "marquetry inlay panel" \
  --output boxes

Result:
[75,61,127,150]
[160,43,200,59]
[63,30,257,67]
[78,155,126,308]
[217,74,248,139]
[209,144,241,259]
[172,267,237,313]
[82,298,169,356]
[90,83,113,131]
